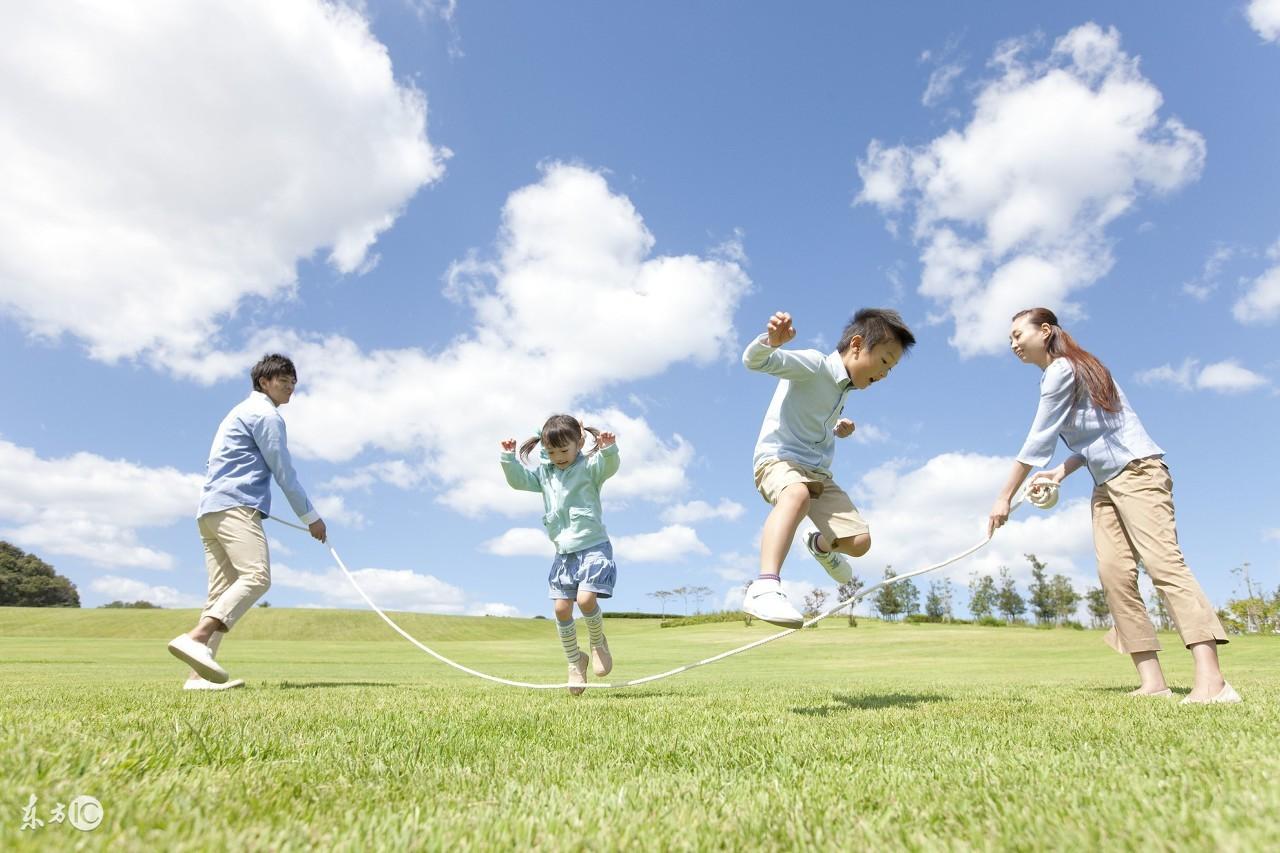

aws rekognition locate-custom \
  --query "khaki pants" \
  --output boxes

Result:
[198,506,271,632]
[754,458,869,544]
[1091,457,1227,654]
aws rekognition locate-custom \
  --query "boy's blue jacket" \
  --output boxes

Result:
[501,444,620,553]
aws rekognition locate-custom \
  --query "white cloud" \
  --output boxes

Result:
[0,1,446,364]
[191,164,748,521]
[1247,0,1280,42]
[850,452,1097,593]
[1263,528,1280,543]
[481,527,555,557]
[273,561,468,614]
[922,63,965,107]
[1136,358,1269,393]
[613,525,710,563]
[849,422,890,445]
[1233,241,1280,325]
[312,495,367,529]
[1182,244,1235,301]
[660,499,746,524]
[0,439,201,569]
[320,460,426,493]
[857,23,1205,357]
[469,602,521,617]
[89,575,203,608]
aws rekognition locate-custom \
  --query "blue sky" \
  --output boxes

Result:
[1,1,1277,620]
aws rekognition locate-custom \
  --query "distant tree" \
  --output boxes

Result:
[802,588,828,624]
[740,582,753,626]
[1026,554,1054,624]
[1148,588,1172,631]
[1085,587,1111,629]
[873,567,904,621]
[1229,562,1266,633]
[99,600,159,609]
[1048,575,1081,625]
[691,586,715,614]
[0,541,80,608]
[925,579,952,622]
[969,572,996,620]
[648,590,674,618]
[836,577,864,627]
[672,586,691,616]
[258,600,272,608]
[996,567,1026,624]
[899,577,920,616]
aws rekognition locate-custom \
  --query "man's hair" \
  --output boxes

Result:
[251,353,298,392]
[836,308,917,354]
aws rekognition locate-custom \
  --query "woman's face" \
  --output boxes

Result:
[1009,318,1051,365]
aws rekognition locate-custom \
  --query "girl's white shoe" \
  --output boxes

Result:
[1180,682,1241,705]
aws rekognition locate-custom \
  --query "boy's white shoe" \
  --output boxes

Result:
[805,531,852,584]
[184,677,245,691]
[743,578,804,628]
[167,634,229,684]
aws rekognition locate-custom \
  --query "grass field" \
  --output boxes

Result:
[2,606,1277,851]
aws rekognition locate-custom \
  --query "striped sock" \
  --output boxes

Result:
[582,606,606,648]
[556,619,582,663]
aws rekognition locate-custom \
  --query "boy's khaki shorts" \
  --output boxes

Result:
[754,458,869,544]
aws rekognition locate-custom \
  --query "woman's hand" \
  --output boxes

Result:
[987,497,1011,539]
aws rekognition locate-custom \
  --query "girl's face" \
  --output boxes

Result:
[1009,318,1052,367]
[545,436,584,469]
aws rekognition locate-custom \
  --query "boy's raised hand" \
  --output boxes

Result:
[832,418,856,438]
[598,431,616,448]
[766,311,797,347]
[501,439,517,451]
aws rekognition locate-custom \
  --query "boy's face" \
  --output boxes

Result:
[545,436,585,469]
[260,374,297,406]
[843,336,903,390]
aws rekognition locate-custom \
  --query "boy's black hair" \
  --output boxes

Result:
[836,308,916,354]
[251,353,298,392]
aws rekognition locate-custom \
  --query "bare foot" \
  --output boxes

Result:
[1128,686,1171,696]
[1183,678,1227,703]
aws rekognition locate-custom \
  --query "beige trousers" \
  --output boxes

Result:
[1091,457,1227,654]
[198,506,271,632]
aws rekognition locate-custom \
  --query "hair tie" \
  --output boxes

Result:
[534,428,542,439]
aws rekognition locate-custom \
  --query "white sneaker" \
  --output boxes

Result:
[167,634,229,684]
[184,677,245,691]
[805,531,852,583]
[743,578,804,628]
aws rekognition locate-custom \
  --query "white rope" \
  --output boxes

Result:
[269,480,1053,690]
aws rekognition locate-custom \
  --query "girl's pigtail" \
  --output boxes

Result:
[582,426,603,457]
[518,436,541,465]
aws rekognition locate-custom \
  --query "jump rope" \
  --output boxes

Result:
[268,479,1060,690]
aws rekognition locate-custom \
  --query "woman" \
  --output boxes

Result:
[988,308,1237,704]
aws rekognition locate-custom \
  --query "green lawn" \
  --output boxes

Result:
[2,606,1276,850]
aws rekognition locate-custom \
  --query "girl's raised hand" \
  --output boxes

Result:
[766,311,796,347]
[598,431,616,448]
[501,439,517,452]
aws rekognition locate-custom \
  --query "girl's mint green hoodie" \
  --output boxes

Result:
[500,444,620,554]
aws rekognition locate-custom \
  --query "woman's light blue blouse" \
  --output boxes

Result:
[1016,358,1163,485]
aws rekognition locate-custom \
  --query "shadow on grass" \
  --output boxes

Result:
[277,681,398,690]
[791,692,948,716]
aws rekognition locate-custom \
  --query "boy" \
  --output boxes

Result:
[742,309,916,626]
[166,354,327,689]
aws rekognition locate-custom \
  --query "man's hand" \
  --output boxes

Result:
[501,438,517,452]
[833,418,855,439]
[986,499,1010,539]
[309,519,327,543]
[598,431,616,448]
[766,312,797,348]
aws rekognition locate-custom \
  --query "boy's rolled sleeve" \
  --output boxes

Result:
[252,415,319,524]
[742,334,824,380]
[1016,360,1077,469]
[589,444,620,486]
[501,452,543,492]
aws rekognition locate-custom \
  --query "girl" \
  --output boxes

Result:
[988,308,1237,704]
[501,414,620,695]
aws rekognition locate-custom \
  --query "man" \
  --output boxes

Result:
[167,354,326,689]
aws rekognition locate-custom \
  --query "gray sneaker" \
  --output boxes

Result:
[806,531,852,583]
